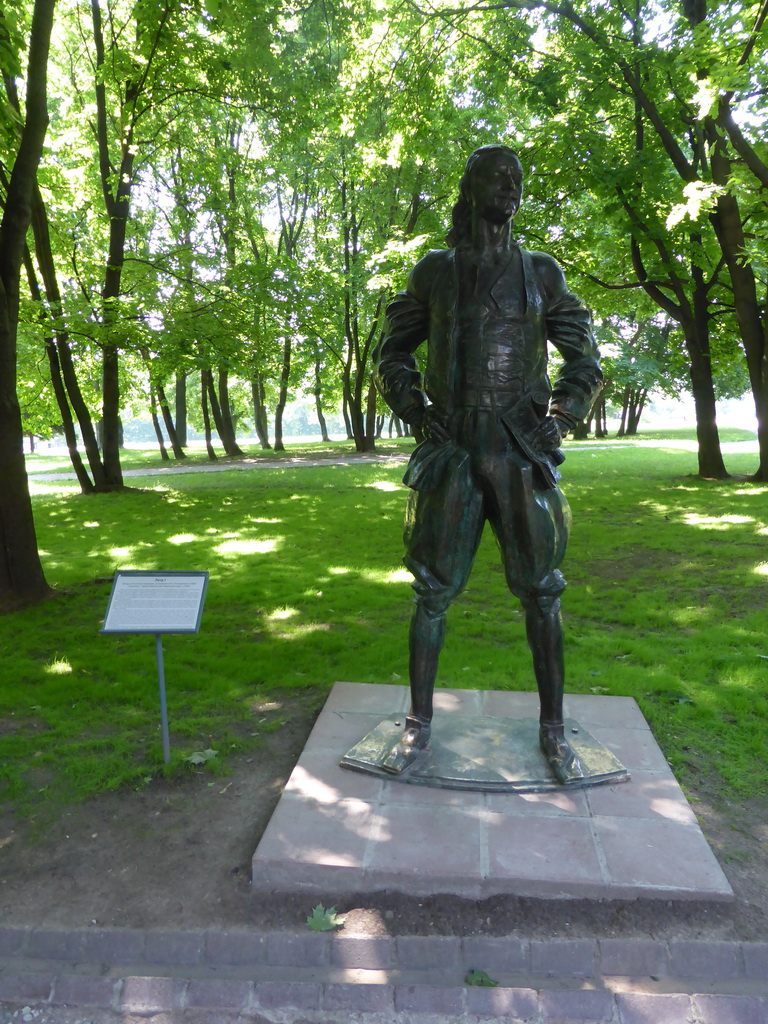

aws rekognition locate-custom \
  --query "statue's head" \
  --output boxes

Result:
[448,144,523,246]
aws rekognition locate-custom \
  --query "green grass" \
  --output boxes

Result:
[3,431,766,818]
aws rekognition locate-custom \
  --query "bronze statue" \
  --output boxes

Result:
[373,145,603,785]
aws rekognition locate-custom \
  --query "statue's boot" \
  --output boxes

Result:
[381,604,445,775]
[539,720,583,786]
[525,596,584,785]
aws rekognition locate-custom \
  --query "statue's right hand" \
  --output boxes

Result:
[421,406,451,445]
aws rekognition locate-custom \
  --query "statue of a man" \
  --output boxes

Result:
[373,145,603,784]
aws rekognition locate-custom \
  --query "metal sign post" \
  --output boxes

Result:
[101,571,209,764]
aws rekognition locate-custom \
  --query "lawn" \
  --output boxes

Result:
[3,428,766,818]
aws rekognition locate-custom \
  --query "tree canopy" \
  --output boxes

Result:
[2,0,767,604]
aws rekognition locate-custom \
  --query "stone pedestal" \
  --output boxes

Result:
[251,683,733,902]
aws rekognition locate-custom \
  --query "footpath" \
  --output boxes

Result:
[0,923,767,1024]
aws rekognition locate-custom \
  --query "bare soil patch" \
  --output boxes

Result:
[0,692,766,943]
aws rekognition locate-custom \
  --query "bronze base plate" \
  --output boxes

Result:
[340,714,629,793]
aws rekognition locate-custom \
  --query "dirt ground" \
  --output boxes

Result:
[0,691,767,943]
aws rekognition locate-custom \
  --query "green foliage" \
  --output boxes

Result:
[306,904,346,931]
[465,969,498,987]
[183,748,218,766]
[8,0,764,480]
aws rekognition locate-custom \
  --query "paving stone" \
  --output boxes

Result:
[539,987,615,1021]
[322,681,408,715]
[668,939,743,979]
[330,934,394,969]
[742,942,768,980]
[599,938,669,977]
[486,815,606,894]
[692,993,767,1024]
[144,930,205,965]
[253,794,374,888]
[433,688,484,716]
[80,927,146,964]
[50,974,118,1007]
[322,982,393,1012]
[288,750,383,803]
[566,694,647,730]
[596,816,732,898]
[205,929,268,966]
[25,929,84,961]
[394,983,465,1014]
[395,935,461,971]
[255,980,321,1011]
[462,935,529,974]
[586,770,696,824]
[118,975,187,1013]
[0,972,53,1001]
[365,804,483,889]
[0,929,27,957]
[465,984,538,1018]
[530,939,597,977]
[185,978,254,1010]
[266,931,331,967]
[615,991,692,1023]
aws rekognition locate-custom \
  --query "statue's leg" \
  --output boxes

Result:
[485,449,582,784]
[522,582,584,785]
[382,601,445,773]
[382,457,483,774]
[404,600,446,742]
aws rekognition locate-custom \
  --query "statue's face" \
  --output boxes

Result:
[467,153,523,225]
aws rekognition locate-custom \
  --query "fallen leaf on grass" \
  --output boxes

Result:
[184,748,218,766]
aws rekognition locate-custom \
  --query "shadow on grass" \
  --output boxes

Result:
[3,443,768,814]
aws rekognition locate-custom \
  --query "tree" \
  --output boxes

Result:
[0,0,55,608]
[412,0,766,477]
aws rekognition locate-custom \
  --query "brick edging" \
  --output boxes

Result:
[0,971,766,1021]
[0,926,766,982]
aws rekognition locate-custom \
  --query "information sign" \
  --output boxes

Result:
[101,571,208,634]
[100,570,209,763]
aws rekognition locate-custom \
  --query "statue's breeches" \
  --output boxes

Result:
[403,409,571,614]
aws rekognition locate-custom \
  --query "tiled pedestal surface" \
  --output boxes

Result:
[251,683,733,902]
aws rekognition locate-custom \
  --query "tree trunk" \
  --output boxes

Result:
[200,372,217,460]
[91,0,143,491]
[273,335,292,452]
[150,389,170,461]
[313,359,331,442]
[250,374,271,449]
[22,247,95,494]
[342,395,353,440]
[203,368,243,457]
[174,372,187,447]
[687,341,729,479]
[626,388,648,435]
[157,382,186,459]
[44,335,94,493]
[364,377,377,452]
[709,195,768,479]
[571,417,589,440]
[217,366,245,456]
[706,129,767,478]
[28,186,109,487]
[0,0,55,609]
